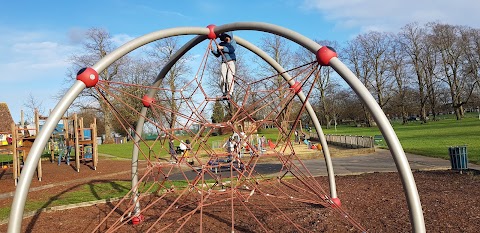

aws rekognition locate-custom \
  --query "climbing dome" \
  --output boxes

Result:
[87,44,365,232]
[8,22,425,233]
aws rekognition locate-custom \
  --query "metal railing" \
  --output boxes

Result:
[309,134,375,149]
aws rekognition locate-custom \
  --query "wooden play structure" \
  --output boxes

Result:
[0,122,39,185]
[0,103,41,185]
[37,110,99,173]
[0,103,99,185]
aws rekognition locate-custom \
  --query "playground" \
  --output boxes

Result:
[5,22,480,232]
[0,150,479,232]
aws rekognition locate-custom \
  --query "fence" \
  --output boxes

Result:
[311,134,375,149]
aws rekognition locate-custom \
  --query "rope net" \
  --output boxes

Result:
[88,42,366,232]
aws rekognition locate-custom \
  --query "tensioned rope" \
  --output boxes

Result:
[89,41,366,232]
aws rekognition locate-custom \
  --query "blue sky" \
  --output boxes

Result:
[1,0,480,122]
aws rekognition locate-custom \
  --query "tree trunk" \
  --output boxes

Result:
[401,105,408,125]
[102,102,114,144]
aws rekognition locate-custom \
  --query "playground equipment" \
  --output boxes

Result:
[37,110,99,172]
[0,122,38,185]
[0,108,42,184]
[8,22,426,232]
[0,107,99,185]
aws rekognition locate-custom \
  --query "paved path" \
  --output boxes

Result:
[3,149,477,197]
[171,148,480,179]
[304,149,480,176]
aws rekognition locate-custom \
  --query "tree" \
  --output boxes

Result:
[23,93,44,124]
[67,28,129,143]
[359,31,395,111]
[343,34,375,126]
[399,23,429,123]
[293,40,341,128]
[388,35,410,124]
[211,100,225,123]
[148,37,191,129]
[253,35,296,125]
[112,57,157,136]
[429,23,476,119]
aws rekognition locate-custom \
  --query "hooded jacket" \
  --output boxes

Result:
[212,31,236,62]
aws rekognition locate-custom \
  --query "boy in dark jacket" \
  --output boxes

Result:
[212,32,236,98]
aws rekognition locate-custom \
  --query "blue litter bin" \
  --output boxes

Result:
[448,146,468,170]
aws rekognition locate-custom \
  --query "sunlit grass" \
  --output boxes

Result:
[0,180,190,221]
[323,115,480,164]
[98,114,480,164]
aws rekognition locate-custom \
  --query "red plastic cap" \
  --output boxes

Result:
[290,81,302,94]
[142,95,155,108]
[206,24,217,39]
[316,46,337,66]
[76,67,99,88]
[331,197,342,208]
[131,215,144,225]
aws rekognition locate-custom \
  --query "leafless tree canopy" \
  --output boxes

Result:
[61,22,480,140]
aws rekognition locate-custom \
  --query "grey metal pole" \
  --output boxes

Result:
[8,80,86,233]
[130,107,147,217]
[235,36,338,199]
[216,22,424,231]
[92,27,209,72]
[130,35,208,217]
[9,27,210,233]
[329,57,426,232]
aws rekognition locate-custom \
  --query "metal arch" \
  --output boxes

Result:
[9,22,425,233]
[7,81,86,233]
[329,58,426,232]
[233,36,338,199]
[211,22,425,232]
[8,27,211,233]
[130,35,208,217]
[129,34,339,217]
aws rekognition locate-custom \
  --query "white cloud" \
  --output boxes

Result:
[67,27,88,44]
[302,0,480,33]
[112,33,136,47]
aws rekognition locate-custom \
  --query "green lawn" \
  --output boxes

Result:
[2,114,478,221]
[98,134,236,160]
[98,129,282,160]
[0,180,190,221]
[98,114,480,164]
[322,115,480,164]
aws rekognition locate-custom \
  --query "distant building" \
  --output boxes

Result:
[0,102,15,145]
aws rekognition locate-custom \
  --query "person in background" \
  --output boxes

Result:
[223,137,235,161]
[169,138,177,162]
[179,140,187,154]
[185,139,192,151]
[184,139,194,165]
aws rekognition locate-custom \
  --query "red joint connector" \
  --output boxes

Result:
[331,197,342,208]
[131,214,144,225]
[142,95,154,108]
[206,24,217,39]
[76,67,99,88]
[316,46,337,66]
[290,81,302,94]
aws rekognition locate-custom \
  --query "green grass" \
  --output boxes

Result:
[98,132,275,160]
[0,154,11,163]
[322,115,480,164]
[0,151,53,165]
[98,114,480,164]
[2,114,478,220]
[0,180,190,221]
